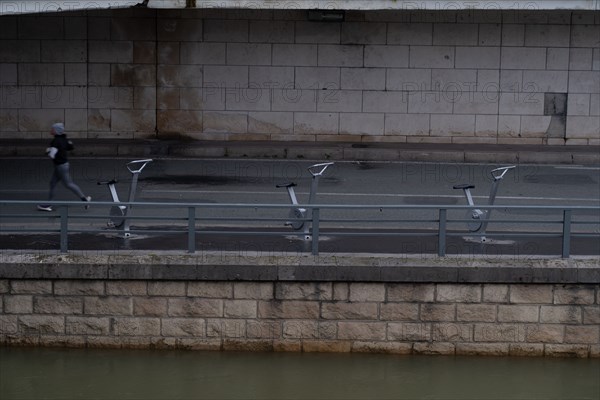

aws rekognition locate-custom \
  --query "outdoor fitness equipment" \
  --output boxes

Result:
[276,162,334,240]
[97,159,152,237]
[453,165,516,242]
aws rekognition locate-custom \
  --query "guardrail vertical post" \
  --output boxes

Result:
[312,207,320,255]
[438,208,447,257]
[562,209,572,258]
[188,207,196,254]
[59,206,68,253]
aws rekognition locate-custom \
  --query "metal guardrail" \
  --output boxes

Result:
[0,200,599,258]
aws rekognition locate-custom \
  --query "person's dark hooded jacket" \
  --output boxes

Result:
[47,123,74,165]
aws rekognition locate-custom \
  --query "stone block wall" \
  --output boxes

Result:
[1,279,599,357]
[0,8,598,145]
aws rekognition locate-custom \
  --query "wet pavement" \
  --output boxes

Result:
[1,157,598,257]
[2,227,598,257]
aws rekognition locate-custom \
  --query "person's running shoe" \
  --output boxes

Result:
[83,196,92,209]
[37,205,53,212]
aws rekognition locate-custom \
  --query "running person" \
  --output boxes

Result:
[37,123,91,211]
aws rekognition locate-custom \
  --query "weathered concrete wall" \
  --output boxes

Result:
[1,253,599,357]
[0,8,598,145]
[1,279,599,357]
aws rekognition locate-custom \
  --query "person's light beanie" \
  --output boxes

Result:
[52,123,65,135]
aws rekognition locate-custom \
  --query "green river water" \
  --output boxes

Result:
[0,348,598,400]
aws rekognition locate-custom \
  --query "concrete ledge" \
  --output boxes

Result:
[1,139,599,165]
[1,0,599,16]
[1,252,598,283]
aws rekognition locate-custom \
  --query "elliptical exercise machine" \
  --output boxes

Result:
[276,162,334,240]
[97,159,153,237]
[453,165,516,242]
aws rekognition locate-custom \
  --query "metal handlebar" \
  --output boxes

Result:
[307,162,334,177]
[490,165,515,181]
[127,159,153,174]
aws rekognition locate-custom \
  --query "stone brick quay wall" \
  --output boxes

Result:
[0,7,598,146]
[1,253,598,358]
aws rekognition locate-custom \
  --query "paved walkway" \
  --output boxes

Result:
[1,139,599,164]
[1,229,599,257]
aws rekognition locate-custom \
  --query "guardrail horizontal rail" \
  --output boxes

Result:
[1,200,598,258]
